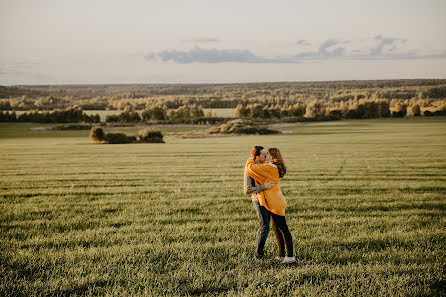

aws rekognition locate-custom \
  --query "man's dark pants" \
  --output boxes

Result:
[252,200,270,259]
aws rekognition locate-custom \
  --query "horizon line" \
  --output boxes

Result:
[4,77,446,87]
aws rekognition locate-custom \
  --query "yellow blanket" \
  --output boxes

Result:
[245,158,287,216]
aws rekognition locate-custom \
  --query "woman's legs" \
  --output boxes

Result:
[270,213,294,257]
[271,218,285,257]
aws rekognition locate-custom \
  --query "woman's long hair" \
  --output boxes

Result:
[269,148,287,178]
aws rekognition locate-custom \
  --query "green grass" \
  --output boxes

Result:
[1,117,445,296]
[0,123,207,140]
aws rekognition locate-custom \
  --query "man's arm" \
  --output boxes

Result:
[244,172,266,195]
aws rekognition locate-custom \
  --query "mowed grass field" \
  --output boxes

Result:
[0,117,445,296]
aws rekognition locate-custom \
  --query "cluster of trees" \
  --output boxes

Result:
[142,104,205,120]
[234,98,446,120]
[0,96,67,111]
[235,103,306,118]
[0,107,100,123]
[105,105,141,123]
[333,99,391,119]
[209,119,280,135]
[90,127,164,144]
[105,104,205,122]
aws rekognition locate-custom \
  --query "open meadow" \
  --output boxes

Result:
[1,117,445,296]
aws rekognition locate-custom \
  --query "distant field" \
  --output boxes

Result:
[204,108,235,118]
[0,123,207,140]
[1,117,445,296]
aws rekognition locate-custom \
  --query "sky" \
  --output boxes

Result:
[1,0,446,85]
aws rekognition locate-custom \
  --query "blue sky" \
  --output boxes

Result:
[1,0,445,84]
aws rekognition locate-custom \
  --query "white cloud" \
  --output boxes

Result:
[296,40,311,46]
[294,36,446,61]
[146,36,446,65]
[146,47,299,64]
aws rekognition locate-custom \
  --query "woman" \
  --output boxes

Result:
[245,148,295,264]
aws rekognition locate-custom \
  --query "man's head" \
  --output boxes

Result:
[250,145,266,163]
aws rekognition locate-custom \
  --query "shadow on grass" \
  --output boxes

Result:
[428,279,446,297]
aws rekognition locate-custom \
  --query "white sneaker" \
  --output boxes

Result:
[275,256,285,261]
[281,257,296,264]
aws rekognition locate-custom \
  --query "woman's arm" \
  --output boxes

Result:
[245,158,273,182]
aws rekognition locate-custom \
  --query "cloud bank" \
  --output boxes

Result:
[295,35,446,60]
[146,35,446,64]
[146,47,299,64]
[296,39,349,59]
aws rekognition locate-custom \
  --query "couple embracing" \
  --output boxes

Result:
[244,146,296,264]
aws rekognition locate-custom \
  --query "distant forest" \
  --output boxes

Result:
[1,80,446,123]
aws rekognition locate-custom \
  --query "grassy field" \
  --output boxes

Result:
[0,117,445,296]
[204,108,236,118]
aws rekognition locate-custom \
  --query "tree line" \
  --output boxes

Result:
[1,81,446,111]
[0,104,211,123]
[2,79,445,98]
[104,104,205,122]
[2,98,444,124]
[0,107,100,123]
[235,98,446,120]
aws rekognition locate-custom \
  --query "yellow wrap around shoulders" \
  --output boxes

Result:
[245,158,287,216]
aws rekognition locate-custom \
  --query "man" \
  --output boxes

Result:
[244,145,274,260]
